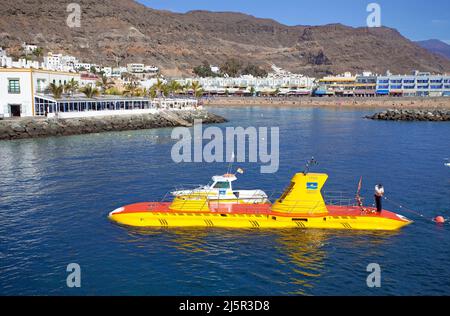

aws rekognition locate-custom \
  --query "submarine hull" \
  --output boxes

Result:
[109,202,412,231]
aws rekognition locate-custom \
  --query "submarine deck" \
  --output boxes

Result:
[114,202,405,221]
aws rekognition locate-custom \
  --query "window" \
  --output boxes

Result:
[37,79,46,93]
[213,182,230,189]
[8,79,20,94]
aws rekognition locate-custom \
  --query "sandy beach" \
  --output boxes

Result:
[204,96,450,109]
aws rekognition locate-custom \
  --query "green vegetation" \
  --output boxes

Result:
[80,84,100,98]
[96,75,114,93]
[47,83,64,99]
[242,64,268,77]
[123,81,142,97]
[64,78,79,96]
[193,61,219,78]
[193,58,268,78]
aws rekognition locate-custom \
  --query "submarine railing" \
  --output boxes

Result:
[267,190,362,214]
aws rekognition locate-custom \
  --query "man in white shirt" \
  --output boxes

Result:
[374,184,384,213]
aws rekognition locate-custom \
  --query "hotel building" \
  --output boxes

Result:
[376,71,450,97]
[179,74,316,96]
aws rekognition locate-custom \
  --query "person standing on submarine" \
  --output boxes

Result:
[374,184,385,213]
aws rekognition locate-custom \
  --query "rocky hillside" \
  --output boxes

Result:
[1,0,450,77]
[416,40,450,60]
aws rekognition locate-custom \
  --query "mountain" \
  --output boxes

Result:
[416,39,450,60]
[1,0,450,77]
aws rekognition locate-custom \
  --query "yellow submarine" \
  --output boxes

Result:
[109,170,413,231]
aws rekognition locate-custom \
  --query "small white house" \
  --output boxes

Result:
[0,68,80,118]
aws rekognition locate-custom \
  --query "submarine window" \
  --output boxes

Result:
[220,214,228,217]
[292,218,308,222]
[214,182,231,189]
[279,182,295,203]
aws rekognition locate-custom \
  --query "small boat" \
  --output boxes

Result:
[109,171,413,231]
[171,173,269,204]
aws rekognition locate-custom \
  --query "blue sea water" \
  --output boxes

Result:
[0,106,449,296]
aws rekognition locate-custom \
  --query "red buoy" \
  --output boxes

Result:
[434,216,446,224]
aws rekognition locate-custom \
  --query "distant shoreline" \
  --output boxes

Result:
[204,96,450,109]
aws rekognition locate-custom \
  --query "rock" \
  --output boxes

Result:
[0,110,227,141]
[366,109,450,122]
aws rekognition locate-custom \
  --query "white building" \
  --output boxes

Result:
[74,63,93,71]
[43,52,79,72]
[22,42,38,55]
[0,68,80,118]
[100,66,112,77]
[1,48,13,68]
[179,73,316,96]
[127,63,145,73]
[210,66,220,74]
[111,67,128,78]
[11,58,41,69]
[144,65,159,74]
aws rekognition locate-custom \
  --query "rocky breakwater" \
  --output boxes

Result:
[0,110,227,140]
[366,109,450,122]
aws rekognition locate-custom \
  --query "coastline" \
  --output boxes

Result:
[0,109,227,141]
[203,96,450,109]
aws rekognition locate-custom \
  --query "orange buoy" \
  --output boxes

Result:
[434,216,446,224]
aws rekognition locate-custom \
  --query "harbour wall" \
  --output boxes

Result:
[204,96,450,109]
[366,109,450,121]
[0,110,227,140]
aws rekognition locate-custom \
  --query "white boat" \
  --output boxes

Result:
[171,174,269,204]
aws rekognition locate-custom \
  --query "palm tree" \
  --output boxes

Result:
[64,78,79,96]
[167,80,182,96]
[80,84,100,98]
[162,84,171,98]
[191,81,203,99]
[123,81,141,97]
[47,83,64,99]
[182,83,191,95]
[32,47,44,58]
[149,86,158,99]
[152,78,166,97]
[96,75,114,93]
[105,87,122,96]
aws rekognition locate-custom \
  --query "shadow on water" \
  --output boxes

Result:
[116,226,399,295]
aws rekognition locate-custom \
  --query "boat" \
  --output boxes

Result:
[171,173,269,204]
[109,170,413,231]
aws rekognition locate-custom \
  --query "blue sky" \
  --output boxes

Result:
[138,0,450,43]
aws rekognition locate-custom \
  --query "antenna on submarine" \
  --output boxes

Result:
[303,157,318,175]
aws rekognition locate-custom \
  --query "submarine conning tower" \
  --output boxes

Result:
[271,173,329,215]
